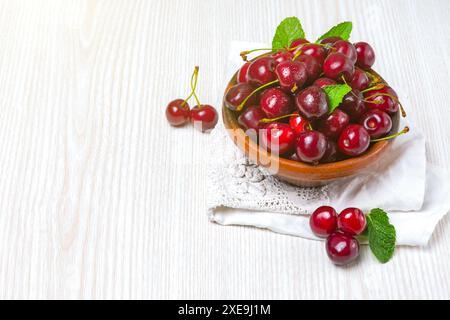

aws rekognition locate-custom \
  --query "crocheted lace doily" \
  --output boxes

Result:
[207,124,330,219]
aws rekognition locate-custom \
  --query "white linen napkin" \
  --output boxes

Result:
[207,41,450,246]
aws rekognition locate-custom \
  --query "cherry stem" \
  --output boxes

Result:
[240,48,275,61]
[240,41,325,61]
[259,113,299,124]
[365,92,407,117]
[292,49,302,61]
[371,126,409,142]
[190,66,201,107]
[361,83,386,93]
[236,79,280,112]
[180,67,199,107]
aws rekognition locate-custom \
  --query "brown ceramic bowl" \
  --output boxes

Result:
[222,68,400,187]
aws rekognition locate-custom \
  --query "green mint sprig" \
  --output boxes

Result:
[322,84,352,114]
[366,208,396,263]
[316,21,353,42]
[272,17,305,49]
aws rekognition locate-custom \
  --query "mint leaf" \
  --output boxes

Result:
[272,17,305,49]
[316,21,353,42]
[366,208,396,263]
[322,84,352,113]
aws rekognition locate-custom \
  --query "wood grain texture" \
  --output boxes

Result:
[0,0,449,299]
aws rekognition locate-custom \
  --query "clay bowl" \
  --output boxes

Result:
[222,68,400,187]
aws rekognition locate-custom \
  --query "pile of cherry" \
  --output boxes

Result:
[225,37,406,164]
[310,206,366,265]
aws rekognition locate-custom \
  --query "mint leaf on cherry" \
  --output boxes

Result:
[317,21,353,42]
[366,208,396,263]
[322,84,352,113]
[272,17,305,50]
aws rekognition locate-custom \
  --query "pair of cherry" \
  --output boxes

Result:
[310,206,367,266]
[166,66,218,132]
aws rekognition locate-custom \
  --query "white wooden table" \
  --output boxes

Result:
[0,0,449,299]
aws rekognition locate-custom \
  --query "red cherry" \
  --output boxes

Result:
[275,60,308,91]
[237,62,251,83]
[313,77,337,88]
[340,89,367,120]
[166,99,190,126]
[332,40,357,64]
[295,55,321,82]
[350,68,370,91]
[247,56,277,85]
[290,38,310,53]
[360,109,392,139]
[271,50,293,65]
[318,109,350,139]
[295,85,328,120]
[260,87,293,118]
[190,105,218,132]
[321,139,339,163]
[289,112,310,135]
[238,106,266,131]
[295,130,327,164]
[326,232,360,266]
[299,43,327,64]
[224,83,258,111]
[260,122,295,155]
[354,42,375,70]
[309,206,338,237]
[364,86,399,114]
[337,207,367,235]
[323,52,355,81]
[338,124,370,156]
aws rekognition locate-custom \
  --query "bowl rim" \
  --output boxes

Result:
[222,63,400,177]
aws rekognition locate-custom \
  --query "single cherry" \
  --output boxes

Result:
[237,62,251,83]
[224,83,258,111]
[247,56,277,85]
[364,86,399,114]
[295,55,322,82]
[332,40,357,64]
[166,99,190,126]
[354,42,375,70]
[326,231,360,266]
[318,109,350,139]
[313,77,337,88]
[296,130,327,164]
[290,38,310,54]
[323,52,355,81]
[321,139,339,163]
[271,50,293,65]
[260,87,293,118]
[295,85,329,120]
[309,206,338,237]
[189,67,217,132]
[299,43,327,64]
[275,60,308,91]
[260,122,296,155]
[338,124,370,156]
[350,68,370,91]
[340,89,367,120]
[238,105,266,131]
[191,105,218,132]
[337,207,367,235]
[360,109,392,139]
[289,112,310,135]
